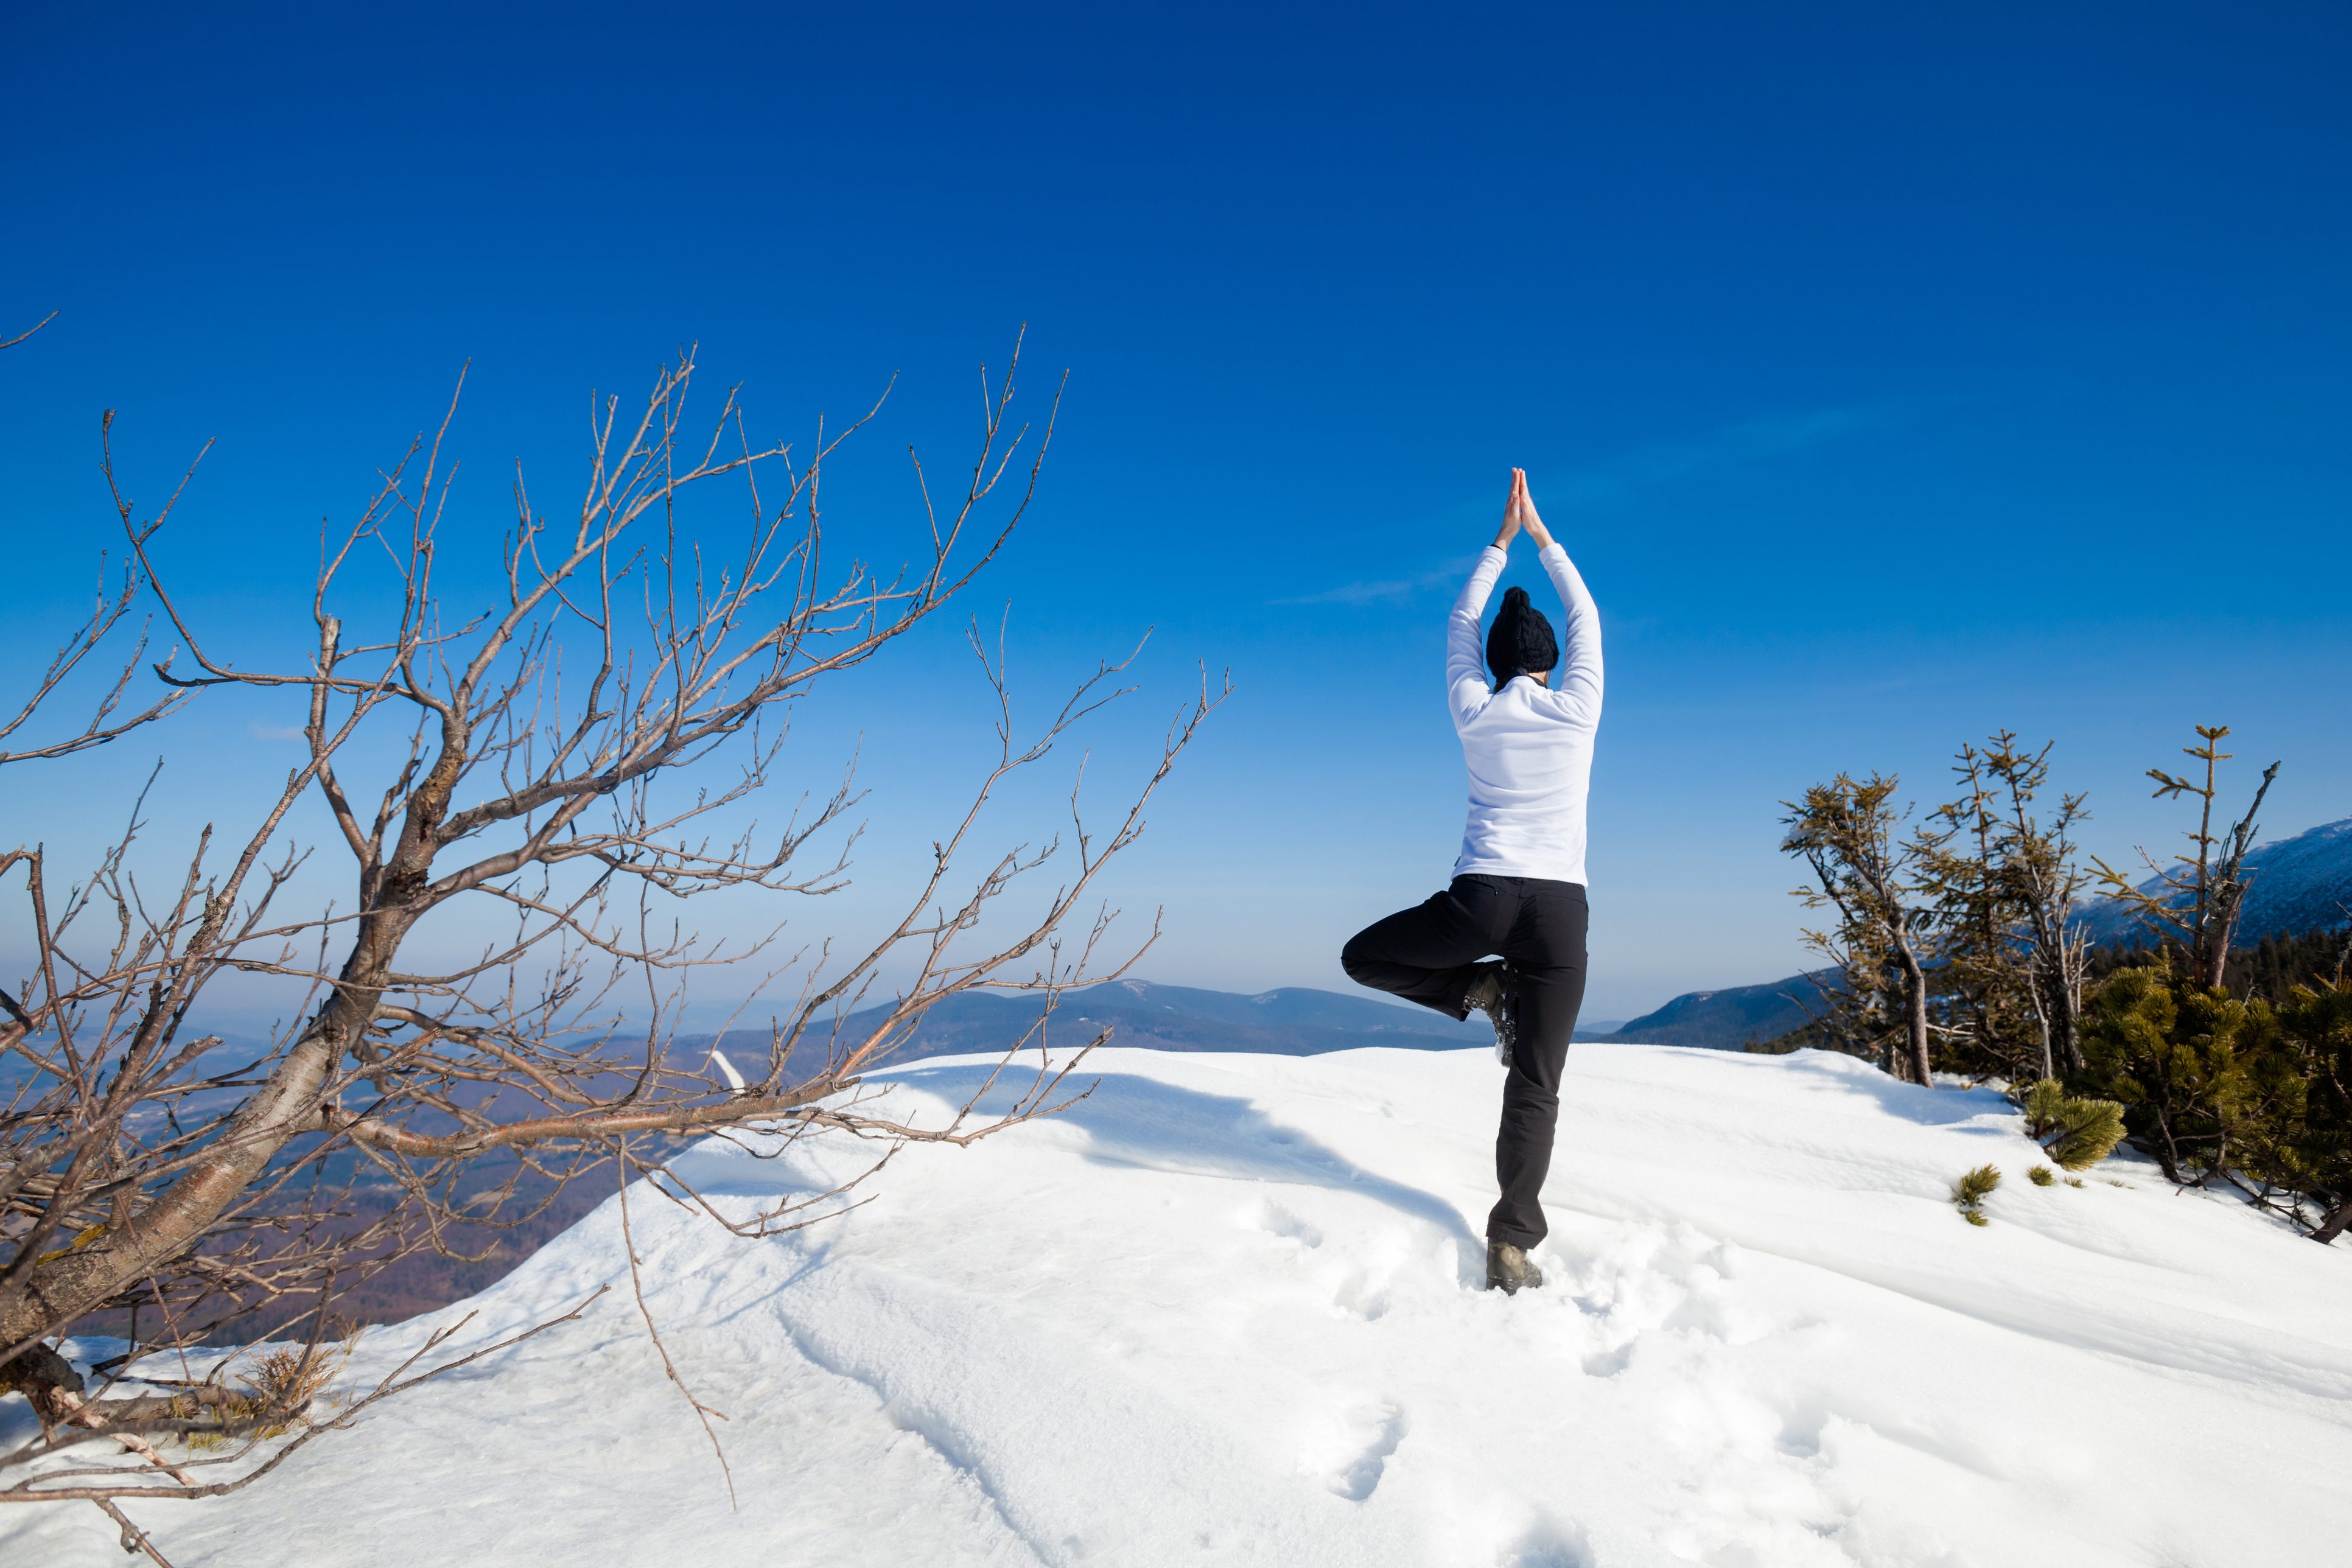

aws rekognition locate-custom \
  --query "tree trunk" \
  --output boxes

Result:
[1892,923,1934,1087]
[1,912,403,1354]
[2311,1195,2352,1245]
[2041,959,2085,1076]
[2149,1109,2185,1186]
[0,1342,85,1423]
[2054,985,2084,1075]
[2,1031,334,1351]
[2027,979,2055,1083]
[2202,913,2234,991]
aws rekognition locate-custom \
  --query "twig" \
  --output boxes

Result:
[614,1143,735,1508]
[94,1497,176,1567]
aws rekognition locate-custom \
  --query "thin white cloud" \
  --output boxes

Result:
[1273,407,1885,607]
[1547,407,1885,508]
[1272,565,1469,607]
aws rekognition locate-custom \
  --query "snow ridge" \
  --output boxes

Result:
[15,1045,2352,1566]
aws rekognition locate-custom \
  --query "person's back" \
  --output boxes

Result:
[1340,467,1601,1295]
[1447,513,1601,886]
[1453,683,1599,883]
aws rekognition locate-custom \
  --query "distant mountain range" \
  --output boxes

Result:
[2075,813,2352,945]
[690,978,1631,1069]
[1578,816,2352,1052]
[865,979,1499,1057]
[1578,973,1835,1051]
[679,817,2352,1071]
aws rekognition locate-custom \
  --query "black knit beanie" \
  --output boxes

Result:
[1485,586,1558,687]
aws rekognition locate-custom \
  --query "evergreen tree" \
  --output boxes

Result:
[1781,774,1937,1085]
[1919,746,2038,1080]
[2074,967,2280,1186]
[2244,973,2352,1242]
[2230,928,2352,1004]
[2070,927,2352,1237]
[2086,925,2352,1002]
[1917,735,2091,1082]
[1979,735,2093,1076]
[1788,734,2094,1087]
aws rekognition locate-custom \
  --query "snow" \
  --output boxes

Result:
[12,1043,2352,1566]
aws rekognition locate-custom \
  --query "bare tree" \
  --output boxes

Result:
[1782,773,1937,1086]
[2,334,1225,1521]
[2092,724,2278,989]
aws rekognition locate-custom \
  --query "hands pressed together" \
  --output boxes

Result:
[1491,467,1555,551]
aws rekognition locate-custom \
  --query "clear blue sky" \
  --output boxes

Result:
[5,2,2348,1023]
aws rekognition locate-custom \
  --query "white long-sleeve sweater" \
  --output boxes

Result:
[1447,542,1604,886]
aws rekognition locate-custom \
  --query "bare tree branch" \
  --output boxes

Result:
[2,334,1222,1520]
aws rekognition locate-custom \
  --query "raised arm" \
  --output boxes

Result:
[1446,472,1525,723]
[1449,469,1603,726]
[1447,547,1508,722]
[1518,472,1602,728]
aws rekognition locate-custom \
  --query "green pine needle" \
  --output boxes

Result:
[2021,1079,2128,1170]
[1952,1163,2003,1223]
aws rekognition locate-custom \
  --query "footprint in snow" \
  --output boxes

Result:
[1332,1267,1391,1321]
[1496,1513,1595,1568]
[1248,1199,1325,1248]
[1580,1340,1636,1379]
[1326,1400,1409,1501]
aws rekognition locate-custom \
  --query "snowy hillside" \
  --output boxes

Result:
[2077,813,2352,944]
[13,1045,2352,1566]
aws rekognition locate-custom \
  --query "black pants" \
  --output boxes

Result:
[1340,875,1588,1248]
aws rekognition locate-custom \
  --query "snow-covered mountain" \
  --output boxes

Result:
[1589,816,2352,1051]
[2076,813,2352,945]
[19,1044,2352,1564]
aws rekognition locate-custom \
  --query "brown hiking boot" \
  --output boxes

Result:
[1485,1241,1544,1295]
[1461,962,1519,1065]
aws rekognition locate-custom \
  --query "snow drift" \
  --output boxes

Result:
[13,1045,2352,1566]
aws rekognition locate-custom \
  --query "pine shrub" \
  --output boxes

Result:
[2239,976,2352,1238]
[2021,1077,2128,1171]
[2028,1164,2054,1186]
[2075,965,2290,1184]
[1952,1164,2002,1225]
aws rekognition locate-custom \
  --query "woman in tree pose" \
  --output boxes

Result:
[1340,468,1601,1295]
